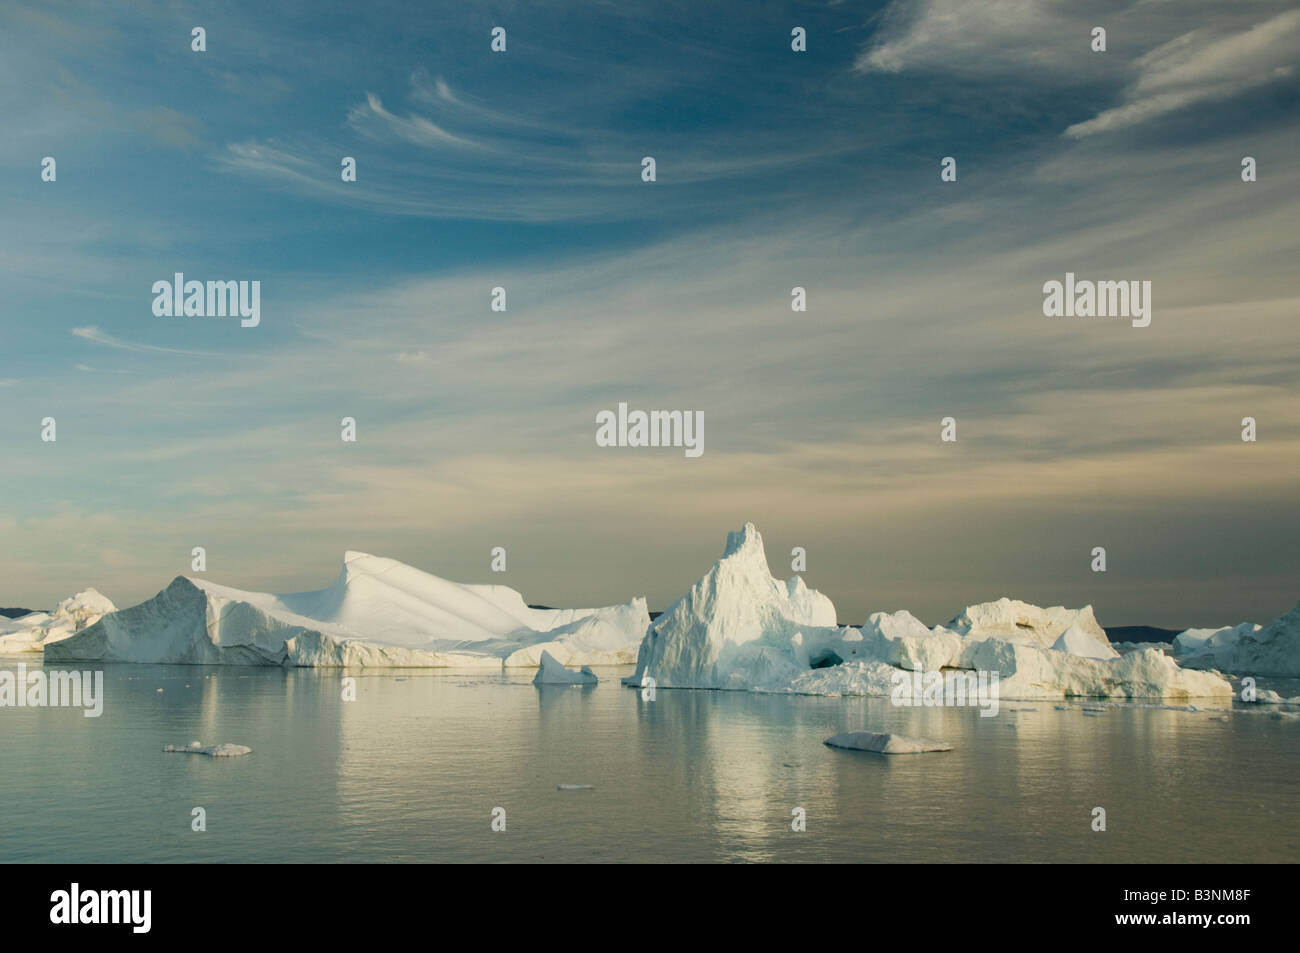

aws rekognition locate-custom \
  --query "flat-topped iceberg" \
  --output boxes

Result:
[46,552,648,668]
[626,523,1233,701]
[0,590,116,656]
[1174,606,1300,677]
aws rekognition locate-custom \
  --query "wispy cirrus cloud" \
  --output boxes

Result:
[70,325,213,357]
[1066,9,1300,137]
[346,92,482,149]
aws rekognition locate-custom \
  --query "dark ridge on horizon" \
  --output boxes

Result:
[1104,625,1183,644]
[0,608,39,619]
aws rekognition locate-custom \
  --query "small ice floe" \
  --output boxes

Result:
[163,741,252,757]
[533,650,597,686]
[824,731,952,754]
[557,784,594,791]
[155,688,164,693]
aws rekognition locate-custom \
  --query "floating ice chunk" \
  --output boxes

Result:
[533,650,597,685]
[163,742,252,757]
[824,731,953,754]
[556,784,594,791]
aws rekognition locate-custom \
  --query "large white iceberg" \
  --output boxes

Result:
[46,552,648,668]
[627,522,842,690]
[1174,604,1300,677]
[626,523,1233,701]
[0,590,116,657]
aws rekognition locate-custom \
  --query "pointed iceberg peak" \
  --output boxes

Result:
[723,521,761,557]
[722,521,765,560]
[340,551,393,577]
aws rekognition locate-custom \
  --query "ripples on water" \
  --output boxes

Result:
[1,662,1296,863]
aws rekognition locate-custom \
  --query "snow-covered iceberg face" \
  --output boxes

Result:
[630,522,841,690]
[0,589,116,657]
[1174,603,1300,677]
[859,610,964,671]
[629,524,1233,700]
[45,554,648,668]
[1051,623,1120,660]
[945,598,1111,650]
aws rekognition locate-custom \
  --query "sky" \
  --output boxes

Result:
[1,0,1297,627]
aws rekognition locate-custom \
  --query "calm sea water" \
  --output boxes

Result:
[1,661,1296,863]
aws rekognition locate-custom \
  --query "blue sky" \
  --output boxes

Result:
[2,0,1298,626]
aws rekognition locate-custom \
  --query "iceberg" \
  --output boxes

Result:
[1173,622,1260,660]
[46,552,648,668]
[824,731,953,754]
[626,523,841,690]
[626,523,1234,701]
[1174,607,1300,677]
[533,650,598,685]
[0,589,116,657]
